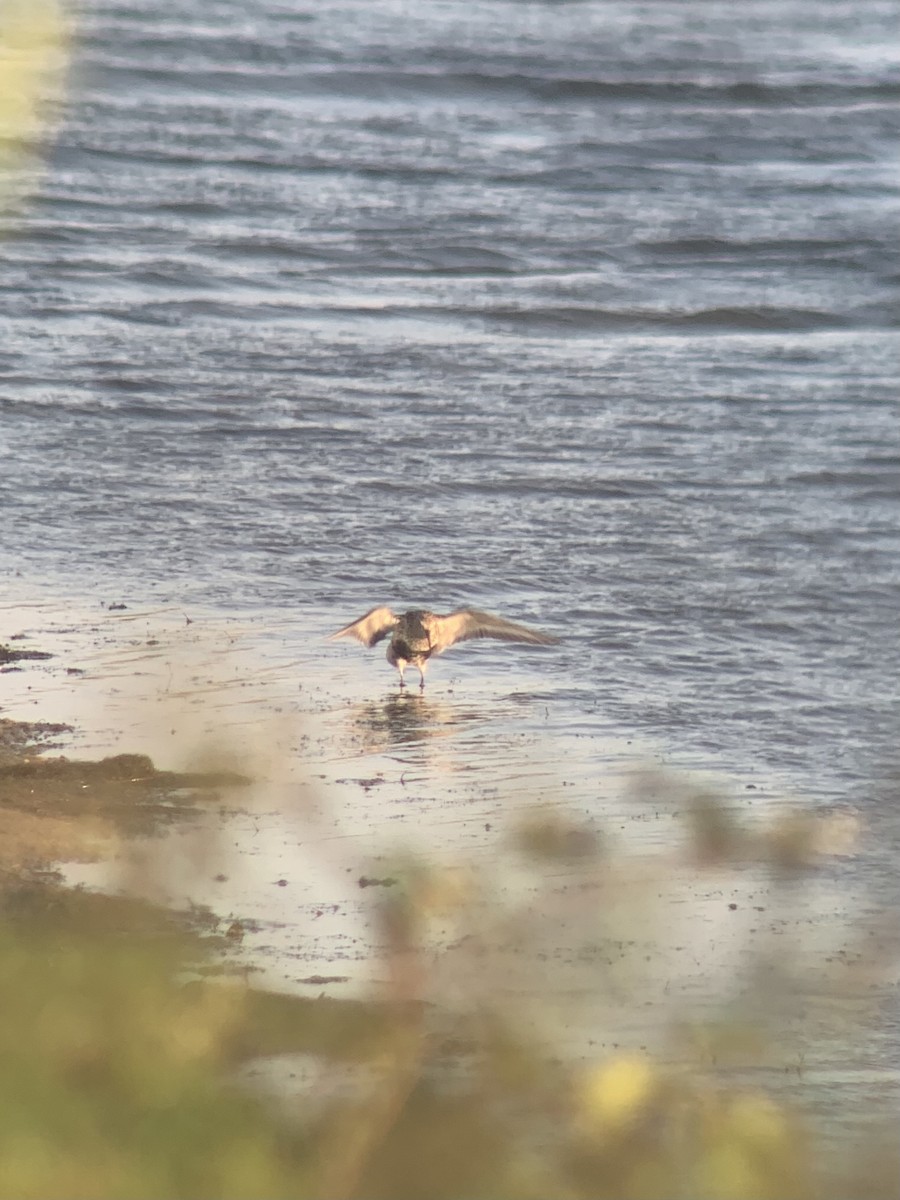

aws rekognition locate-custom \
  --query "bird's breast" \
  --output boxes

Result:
[391,635,431,661]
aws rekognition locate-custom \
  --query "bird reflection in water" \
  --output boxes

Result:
[348,689,485,754]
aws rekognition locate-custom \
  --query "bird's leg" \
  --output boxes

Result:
[418,664,426,690]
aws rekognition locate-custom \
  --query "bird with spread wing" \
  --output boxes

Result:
[328,607,559,688]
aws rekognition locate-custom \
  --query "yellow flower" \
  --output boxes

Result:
[577,1054,659,1136]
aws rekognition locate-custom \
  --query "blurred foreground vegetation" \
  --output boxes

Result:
[0,756,897,1199]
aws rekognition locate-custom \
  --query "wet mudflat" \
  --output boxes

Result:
[1,594,896,1170]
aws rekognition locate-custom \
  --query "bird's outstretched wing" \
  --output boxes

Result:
[328,607,398,648]
[425,609,559,655]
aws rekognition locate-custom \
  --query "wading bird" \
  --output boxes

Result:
[328,607,559,689]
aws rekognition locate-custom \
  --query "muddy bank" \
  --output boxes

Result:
[0,712,391,1071]
[0,708,252,963]
[0,714,250,880]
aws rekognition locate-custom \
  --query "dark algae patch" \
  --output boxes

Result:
[0,717,72,758]
[0,749,251,835]
[0,642,54,665]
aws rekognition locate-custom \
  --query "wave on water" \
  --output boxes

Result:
[482,304,856,334]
